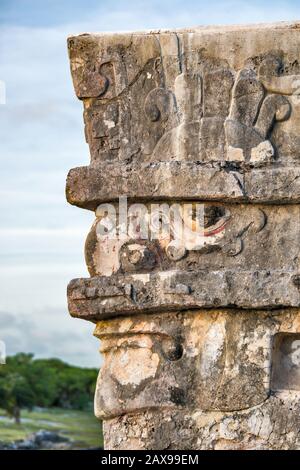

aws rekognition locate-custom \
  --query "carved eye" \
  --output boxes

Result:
[204,206,226,228]
[162,338,184,362]
[144,87,174,122]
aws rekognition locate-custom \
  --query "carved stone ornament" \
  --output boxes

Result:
[67,22,300,450]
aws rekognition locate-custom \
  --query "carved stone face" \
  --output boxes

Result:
[67,24,300,450]
[83,201,300,281]
[94,309,300,420]
[85,202,233,276]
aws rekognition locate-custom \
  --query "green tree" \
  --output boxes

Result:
[0,372,35,423]
[0,353,98,422]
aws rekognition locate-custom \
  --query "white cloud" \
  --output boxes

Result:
[0,309,100,367]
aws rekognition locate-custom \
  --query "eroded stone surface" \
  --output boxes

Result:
[95,309,300,450]
[81,203,299,278]
[103,394,300,450]
[68,270,300,320]
[94,309,300,420]
[66,22,300,450]
[67,23,300,209]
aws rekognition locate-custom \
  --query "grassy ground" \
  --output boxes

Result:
[0,408,103,449]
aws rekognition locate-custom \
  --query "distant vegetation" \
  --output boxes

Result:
[0,408,103,449]
[0,353,98,423]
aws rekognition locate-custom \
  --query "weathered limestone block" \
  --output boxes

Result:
[103,394,300,450]
[95,309,300,450]
[94,309,300,417]
[66,22,300,450]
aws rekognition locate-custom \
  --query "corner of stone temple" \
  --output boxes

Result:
[66,21,300,450]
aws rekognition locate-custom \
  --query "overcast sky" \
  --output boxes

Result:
[0,0,299,367]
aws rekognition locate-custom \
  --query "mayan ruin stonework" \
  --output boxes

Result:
[66,22,300,450]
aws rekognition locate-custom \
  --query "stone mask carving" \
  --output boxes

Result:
[67,23,300,450]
